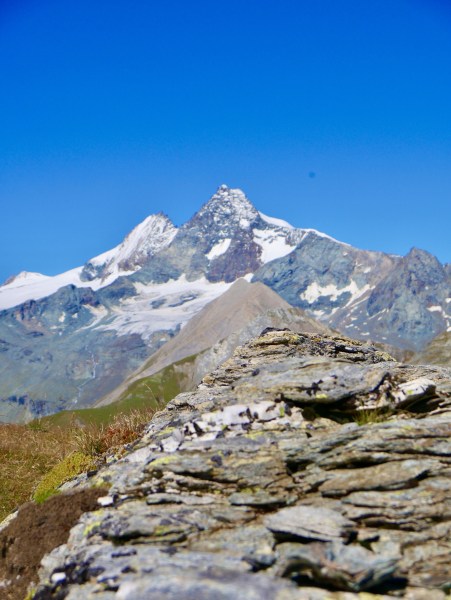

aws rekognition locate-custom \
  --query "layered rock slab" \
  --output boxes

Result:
[30,331,451,599]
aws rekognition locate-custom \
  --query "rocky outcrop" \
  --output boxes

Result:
[23,330,451,599]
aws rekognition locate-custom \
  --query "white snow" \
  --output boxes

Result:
[206,238,231,260]
[0,267,86,310]
[259,212,294,229]
[0,186,353,316]
[300,280,370,305]
[300,229,350,246]
[0,214,178,311]
[253,229,296,263]
[97,276,234,341]
[1,271,50,288]
[427,305,446,317]
[80,305,109,330]
[87,213,177,283]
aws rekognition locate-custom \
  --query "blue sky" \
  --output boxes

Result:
[1,0,450,283]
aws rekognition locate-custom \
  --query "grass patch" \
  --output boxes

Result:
[33,451,95,503]
[0,356,193,521]
[72,409,154,456]
[0,406,156,521]
[0,423,71,522]
[118,354,198,407]
[353,407,393,426]
[36,393,160,429]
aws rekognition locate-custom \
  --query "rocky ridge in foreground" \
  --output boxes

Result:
[24,331,451,598]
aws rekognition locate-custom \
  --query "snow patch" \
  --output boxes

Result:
[80,305,109,330]
[427,305,445,316]
[98,276,233,341]
[253,229,296,263]
[300,280,370,305]
[259,212,294,229]
[206,239,231,260]
[0,215,177,310]
[0,267,87,310]
[1,271,50,288]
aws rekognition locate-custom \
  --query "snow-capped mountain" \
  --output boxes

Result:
[0,214,177,310]
[80,212,177,284]
[0,184,449,422]
[0,186,298,310]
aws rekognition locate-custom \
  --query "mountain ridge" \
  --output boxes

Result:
[0,184,449,422]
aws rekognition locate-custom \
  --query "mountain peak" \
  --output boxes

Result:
[192,185,260,232]
[81,212,177,283]
[1,271,49,288]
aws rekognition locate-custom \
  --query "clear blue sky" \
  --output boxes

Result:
[1,0,450,283]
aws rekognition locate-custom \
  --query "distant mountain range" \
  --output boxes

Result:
[0,185,449,422]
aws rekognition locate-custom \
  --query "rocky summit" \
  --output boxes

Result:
[13,330,450,600]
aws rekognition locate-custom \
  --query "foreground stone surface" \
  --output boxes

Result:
[32,331,451,599]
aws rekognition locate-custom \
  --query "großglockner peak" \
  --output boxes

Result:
[130,184,304,285]
[191,184,261,231]
[0,184,450,422]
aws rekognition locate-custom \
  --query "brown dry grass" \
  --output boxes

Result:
[72,408,154,457]
[0,407,155,522]
[0,423,71,521]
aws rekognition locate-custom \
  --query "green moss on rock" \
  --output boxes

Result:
[33,452,95,504]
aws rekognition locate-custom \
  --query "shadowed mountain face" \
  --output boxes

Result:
[0,185,449,421]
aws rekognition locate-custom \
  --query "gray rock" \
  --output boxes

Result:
[264,505,355,543]
[273,541,398,591]
[28,330,451,599]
